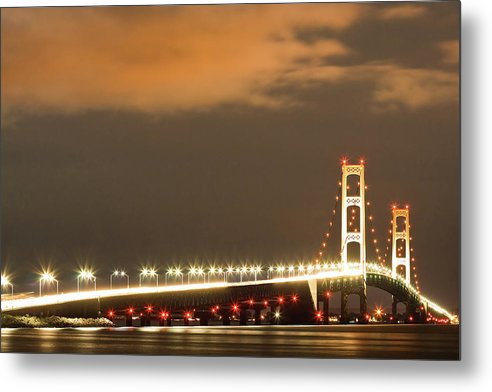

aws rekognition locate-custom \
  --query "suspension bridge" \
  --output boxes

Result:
[1,160,458,325]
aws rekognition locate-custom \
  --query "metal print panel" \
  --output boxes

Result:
[0,1,460,359]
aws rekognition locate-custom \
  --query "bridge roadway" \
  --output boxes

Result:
[1,264,455,323]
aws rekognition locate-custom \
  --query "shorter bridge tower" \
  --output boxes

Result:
[391,205,411,284]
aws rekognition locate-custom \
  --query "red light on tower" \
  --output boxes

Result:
[232,304,239,312]
[108,310,114,317]
[359,158,365,165]
[291,295,298,303]
[249,299,254,305]
[278,297,284,304]
[128,307,134,314]
[325,291,331,298]
[263,300,268,307]
[405,204,409,209]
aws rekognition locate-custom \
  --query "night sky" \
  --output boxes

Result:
[1,2,459,311]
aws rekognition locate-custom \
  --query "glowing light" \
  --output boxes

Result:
[40,272,56,282]
[1,275,11,287]
[274,311,281,319]
[78,269,94,280]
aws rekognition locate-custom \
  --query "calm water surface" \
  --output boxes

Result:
[1,324,459,359]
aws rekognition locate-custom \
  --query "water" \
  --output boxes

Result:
[1,324,459,359]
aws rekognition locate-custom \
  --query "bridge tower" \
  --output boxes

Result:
[339,159,367,323]
[391,205,411,284]
[341,160,366,275]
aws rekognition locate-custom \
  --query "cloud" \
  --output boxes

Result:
[2,4,359,114]
[1,4,457,117]
[437,40,459,64]
[371,65,458,111]
[379,4,427,20]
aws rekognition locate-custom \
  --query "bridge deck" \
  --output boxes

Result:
[1,264,455,321]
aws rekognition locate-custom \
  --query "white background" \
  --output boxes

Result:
[1,0,491,390]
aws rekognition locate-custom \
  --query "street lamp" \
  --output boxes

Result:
[240,266,247,282]
[254,266,261,281]
[77,269,96,292]
[197,267,205,283]
[39,272,58,297]
[188,267,197,285]
[139,267,158,287]
[165,267,174,285]
[267,266,274,279]
[110,270,129,289]
[278,265,285,278]
[208,266,216,283]
[1,275,13,296]
[174,267,184,285]
[226,266,234,282]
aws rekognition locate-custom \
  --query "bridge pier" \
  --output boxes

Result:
[392,297,398,316]
[359,287,368,324]
[340,292,348,324]
[340,286,367,324]
[196,311,211,326]
[239,306,248,326]
[323,295,330,324]
[220,309,231,326]
[126,313,133,327]
[254,306,262,325]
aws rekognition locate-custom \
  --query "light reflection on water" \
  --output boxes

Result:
[1,325,459,359]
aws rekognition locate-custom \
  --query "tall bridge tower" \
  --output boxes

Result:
[391,205,411,284]
[339,160,367,322]
[341,160,366,275]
